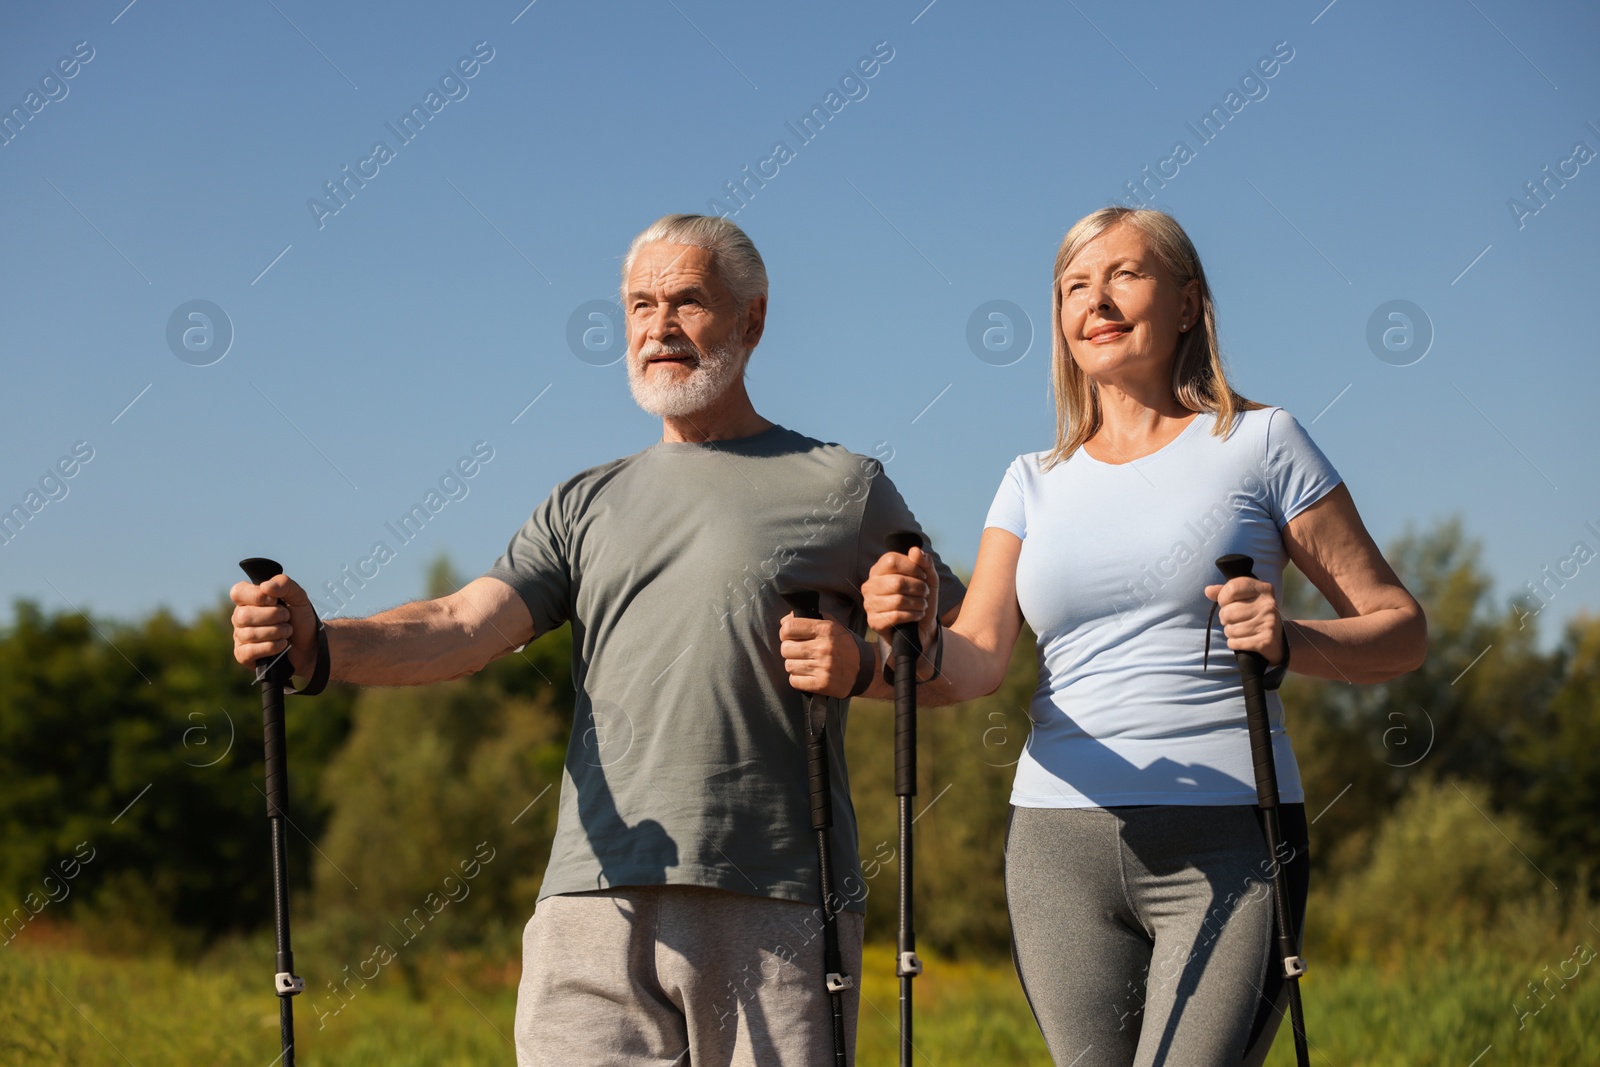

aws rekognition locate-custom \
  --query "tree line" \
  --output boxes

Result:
[1,522,1595,965]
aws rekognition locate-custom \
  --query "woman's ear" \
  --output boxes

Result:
[1180,279,1202,327]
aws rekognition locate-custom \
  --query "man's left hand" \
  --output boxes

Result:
[780,613,864,698]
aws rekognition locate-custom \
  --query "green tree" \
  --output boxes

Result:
[1314,778,1544,964]
[309,619,574,986]
[1284,518,1555,878]
[1510,612,1600,889]
[0,598,353,951]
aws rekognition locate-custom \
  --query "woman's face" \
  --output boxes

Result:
[1058,222,1199,390]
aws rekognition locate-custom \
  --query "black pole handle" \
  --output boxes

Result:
[885,532,922,800]
[239,556,284,586]
[240,558,295,682]
[781,590,822,621]
[780,588,833,832]
[1214,554,1279,809]
[241,559,293,817]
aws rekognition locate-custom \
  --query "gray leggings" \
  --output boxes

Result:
[1006,804,1309,1067]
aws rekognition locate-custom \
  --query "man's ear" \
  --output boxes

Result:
[741,294,768,350]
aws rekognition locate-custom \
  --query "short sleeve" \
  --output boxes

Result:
[983,456,1028,540]
[1264,408,1343,527]
[857,461,966,618]
[482,485,573,637]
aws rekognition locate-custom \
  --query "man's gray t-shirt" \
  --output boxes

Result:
[485,425,964,913]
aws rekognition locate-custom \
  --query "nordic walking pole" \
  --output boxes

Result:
[239,558,305,1067]
[780,589,851,1067]
[1213,554,1310,1067]
[885,530,924,1067]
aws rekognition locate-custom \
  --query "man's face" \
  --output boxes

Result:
[624,242,754,418]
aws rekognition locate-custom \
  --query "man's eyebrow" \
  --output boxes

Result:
[629,283,711,303]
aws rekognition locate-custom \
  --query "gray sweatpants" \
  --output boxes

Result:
[1006,804,1309,1067]
[515,885,863,1066]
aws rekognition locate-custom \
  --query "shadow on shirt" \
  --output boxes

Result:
[571,700,682,887]
[567,699,789,1054]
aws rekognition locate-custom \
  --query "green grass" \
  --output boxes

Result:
[1258,951,1600,1067]
[855,945,1052,1064]
[4,934,1596,1065]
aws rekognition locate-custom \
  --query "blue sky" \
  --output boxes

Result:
[2,0,1598,647]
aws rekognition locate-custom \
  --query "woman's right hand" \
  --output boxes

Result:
[864,545,940,653]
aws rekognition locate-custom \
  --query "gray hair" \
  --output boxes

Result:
[620,214,769,309]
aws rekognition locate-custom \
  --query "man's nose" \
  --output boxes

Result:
[643,304,684,340]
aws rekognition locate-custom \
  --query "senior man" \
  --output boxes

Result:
[231,213,963,1065]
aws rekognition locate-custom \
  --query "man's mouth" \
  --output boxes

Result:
[641,342,700,367]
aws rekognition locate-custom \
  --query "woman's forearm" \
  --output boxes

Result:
[914,624,1015,707]
[1280,484,1430,686]
[850,624,1013,707]
[850,528,1027,707]
[1285,604,1427,685]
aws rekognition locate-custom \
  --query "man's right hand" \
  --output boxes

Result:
[864,545,940,653]
[231,572,319,677]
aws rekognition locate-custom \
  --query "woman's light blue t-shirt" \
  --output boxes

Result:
[985,407,1342,808]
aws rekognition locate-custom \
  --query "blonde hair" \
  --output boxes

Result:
[1045,207,1261,469]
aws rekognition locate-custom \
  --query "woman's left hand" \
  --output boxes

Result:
[1203,577,1287,665]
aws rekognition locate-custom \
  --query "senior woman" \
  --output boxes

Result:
[780,207,1426,1066]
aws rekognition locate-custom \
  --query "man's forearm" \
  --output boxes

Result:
[323,598,512,687]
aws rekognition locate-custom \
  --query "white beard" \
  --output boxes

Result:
[627,336,748,418]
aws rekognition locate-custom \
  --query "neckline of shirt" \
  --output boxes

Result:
[651,423,789,455]
[1075,411,1211,469]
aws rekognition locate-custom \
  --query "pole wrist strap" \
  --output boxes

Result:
[848,632,877,697]
[1262,629,1290,691]
[881,621,942,686]
[285,614,330,697]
